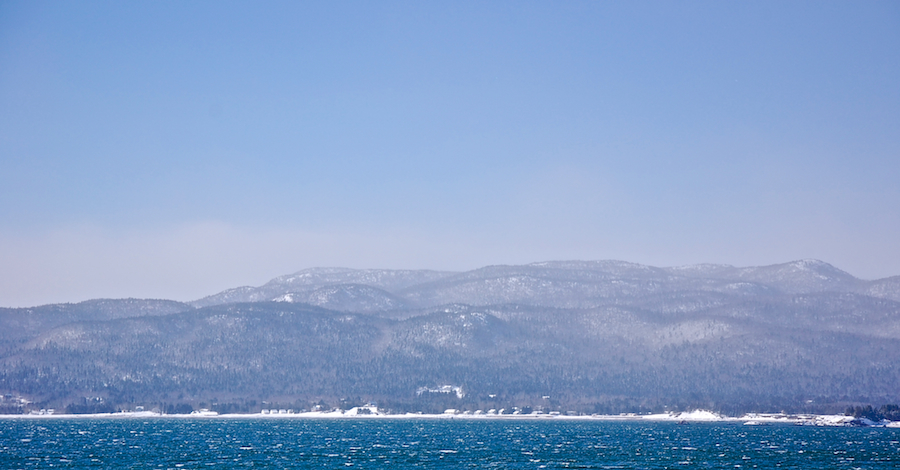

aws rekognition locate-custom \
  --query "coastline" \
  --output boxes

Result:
[2,409,897,427]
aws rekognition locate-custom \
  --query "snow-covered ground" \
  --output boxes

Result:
[1,408,896,426]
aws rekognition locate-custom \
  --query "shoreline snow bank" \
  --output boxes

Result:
[0,409,894,426]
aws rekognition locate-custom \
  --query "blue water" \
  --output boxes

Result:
[1,418,898,469]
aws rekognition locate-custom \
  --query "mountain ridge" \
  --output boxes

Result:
[1,259,898,415]
[185,259,893,311]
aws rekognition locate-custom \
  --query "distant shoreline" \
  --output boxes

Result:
[2,409,898,427]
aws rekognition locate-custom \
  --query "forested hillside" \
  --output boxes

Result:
[1,260,898,415]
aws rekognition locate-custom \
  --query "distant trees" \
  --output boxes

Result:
[64,397,115,414]
[2,281,900,415]
[845,404,900,421]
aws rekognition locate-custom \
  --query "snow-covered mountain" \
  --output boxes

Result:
[190,259,895,311]
[1,259,898,415]
[191,268,453,307]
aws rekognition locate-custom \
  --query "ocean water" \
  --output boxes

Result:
[1,418,898,469]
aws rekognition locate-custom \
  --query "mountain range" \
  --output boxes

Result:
[1,259,899,415]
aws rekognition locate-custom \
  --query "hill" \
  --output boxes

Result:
[1,260,898,415]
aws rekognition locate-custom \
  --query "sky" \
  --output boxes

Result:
[1,1,898,307]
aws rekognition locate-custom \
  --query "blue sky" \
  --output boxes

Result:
[1,1,898,306]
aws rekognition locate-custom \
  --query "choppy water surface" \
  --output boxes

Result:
[2,418,899,469]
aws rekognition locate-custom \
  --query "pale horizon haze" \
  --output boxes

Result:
[1,1,898,307]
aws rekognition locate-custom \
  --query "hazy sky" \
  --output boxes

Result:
[1,1,898,307]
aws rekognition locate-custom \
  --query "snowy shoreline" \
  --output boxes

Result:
[2,408,899,427]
